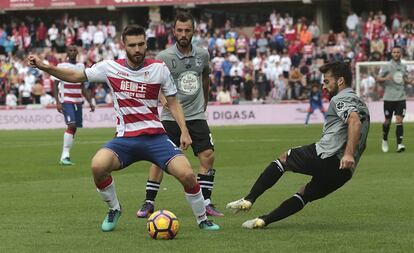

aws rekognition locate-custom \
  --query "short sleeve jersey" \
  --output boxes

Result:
[156,44,210,121]
[316,88,370,169]
[379,60,408,101]
[84,58,177,137]
[56,62,85,104]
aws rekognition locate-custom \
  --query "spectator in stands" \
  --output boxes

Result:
[48,24,58,49]
[155,20,167,50]
[299,25,312,45]
[346,10,359,33]
[40,91,55,106]
[253,23,263,40]
[308,21,320,45]
[146,25,156,51]
[216,86,232,104]
[255,68,268,102]
[211,52,224,86]
[87,21,96,40]
[6,89,17,107]
[288,66,303,100]
[36,22,47,48]
[257,33,269,56]
[94,83,107,104]
[32,78,44,104]
[93,26,106,46]
[222,53,232,90]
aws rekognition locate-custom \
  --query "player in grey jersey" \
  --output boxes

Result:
[227,61,370,229]
[136,11,224,218]
[377,45,412,153]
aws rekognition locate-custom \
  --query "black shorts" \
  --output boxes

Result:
[384,100,406,119]
[285,143,352,202]
[162,120,214,156]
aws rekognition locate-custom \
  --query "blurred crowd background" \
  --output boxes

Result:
[0,0,413,108]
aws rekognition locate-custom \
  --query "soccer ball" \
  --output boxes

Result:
[147,210,179,240]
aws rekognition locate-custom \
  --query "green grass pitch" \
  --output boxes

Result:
[0,124,413,252]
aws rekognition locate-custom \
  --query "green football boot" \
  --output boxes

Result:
[199,219,220,231]
[101,208,122,232]
[59,157,75,166]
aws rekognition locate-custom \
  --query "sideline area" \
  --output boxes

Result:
[1,101,413,130]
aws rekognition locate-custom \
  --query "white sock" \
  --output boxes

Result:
[185,187,207,224]
[61,131,74,160]
[97,179,121,210]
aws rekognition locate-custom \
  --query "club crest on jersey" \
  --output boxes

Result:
[393,71,404,84]
[195,57,202,67]
[144,71,150,81]
[172,59,177,69]
[336,101,346,111]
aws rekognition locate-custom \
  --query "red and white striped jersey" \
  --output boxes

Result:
[56,62,85,104]
[85,58,177,137]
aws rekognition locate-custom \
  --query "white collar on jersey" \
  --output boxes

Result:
[174,44,195,59]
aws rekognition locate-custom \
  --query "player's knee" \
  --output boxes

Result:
[383,119,391,125]
[395,117,404,124]
[180,171,196,187]
[297,185,306,195]
[278,152,288,164]
[91,157,105,175]
[199,149,214,162]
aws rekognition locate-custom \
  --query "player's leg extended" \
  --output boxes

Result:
[395,101,406,152]
[245,162,353,229]
[305,107,313,125]
[91,148,122,232]
[395,115,405,152]
[167,155,220,230]
[60,124,77,165]
[197,149,224,216]
[226,154,285,212]
[382,102,392,152]
[136,164,163,218]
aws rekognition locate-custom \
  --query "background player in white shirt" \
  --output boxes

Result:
[53,45,95,165]
[28,25,220,232]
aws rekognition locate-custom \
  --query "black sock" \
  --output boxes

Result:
[260,193,306,225]
[245,160,284,203]
[145,180,160,202]
[396,123,403,145]
[383,123,390,141]
[198,170,215,202]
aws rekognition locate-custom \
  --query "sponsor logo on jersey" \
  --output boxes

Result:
[393,71,404,84]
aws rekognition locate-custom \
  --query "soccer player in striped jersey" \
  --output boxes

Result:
[28,25,220,232]
[53,45,95,165]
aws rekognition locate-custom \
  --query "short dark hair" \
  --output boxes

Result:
[319,61,352,87]
[174,11,195,29]
[392,45,402,50]
[121,25,146,43]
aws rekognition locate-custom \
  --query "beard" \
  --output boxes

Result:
[327,86,338,99]
[175,36,192,48]
[392,55,400,62]
[126,51,145,66]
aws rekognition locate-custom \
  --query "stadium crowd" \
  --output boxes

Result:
[0,9,413,107]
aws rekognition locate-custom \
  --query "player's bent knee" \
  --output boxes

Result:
[91,149,120,174]
[297,186,306,195]
[278,152,288,164]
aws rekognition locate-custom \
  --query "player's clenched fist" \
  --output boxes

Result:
[27,55,45,70]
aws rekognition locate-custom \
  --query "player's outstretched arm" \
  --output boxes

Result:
[340,111,361,170]
[27,55,87,83]
[165,95,192,150]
